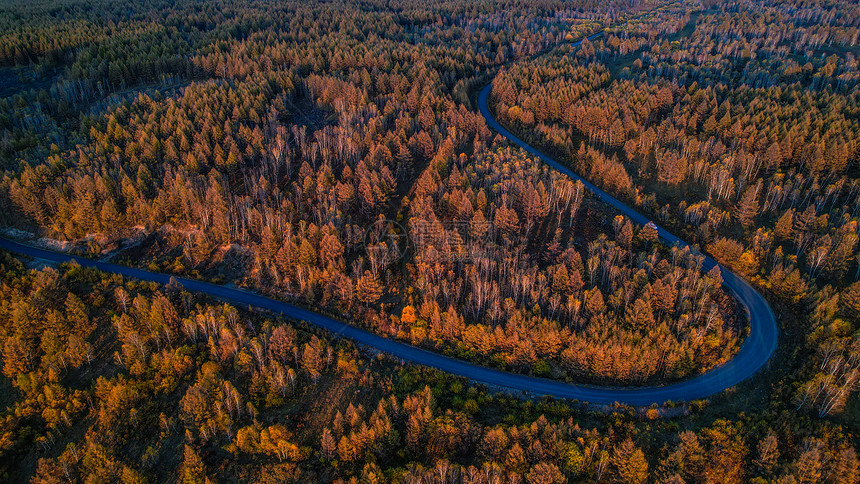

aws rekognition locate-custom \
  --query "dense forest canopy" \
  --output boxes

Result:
[0,0,858,482]
[0,0,732,386]
[490,0,860,418]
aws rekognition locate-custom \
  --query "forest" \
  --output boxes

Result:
[489,0,860,418]
[0,0,740,385]
[0,252,857,483]
[0,0,858,482]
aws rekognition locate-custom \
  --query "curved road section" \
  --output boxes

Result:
[0,78,777,407]
[0,213,777,406]
[477,82,778,403]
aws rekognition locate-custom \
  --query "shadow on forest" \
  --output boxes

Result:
[0,65,59,98]
[286,94,337,132]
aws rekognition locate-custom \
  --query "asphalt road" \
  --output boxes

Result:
[0,31,778,405]
[0,208,778,407]
[475,78,778,404]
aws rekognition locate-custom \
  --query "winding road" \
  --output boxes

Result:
[0,33,778,405]
[475,81,778,404]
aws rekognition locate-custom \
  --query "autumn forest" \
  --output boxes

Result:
[0,0,858,482]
